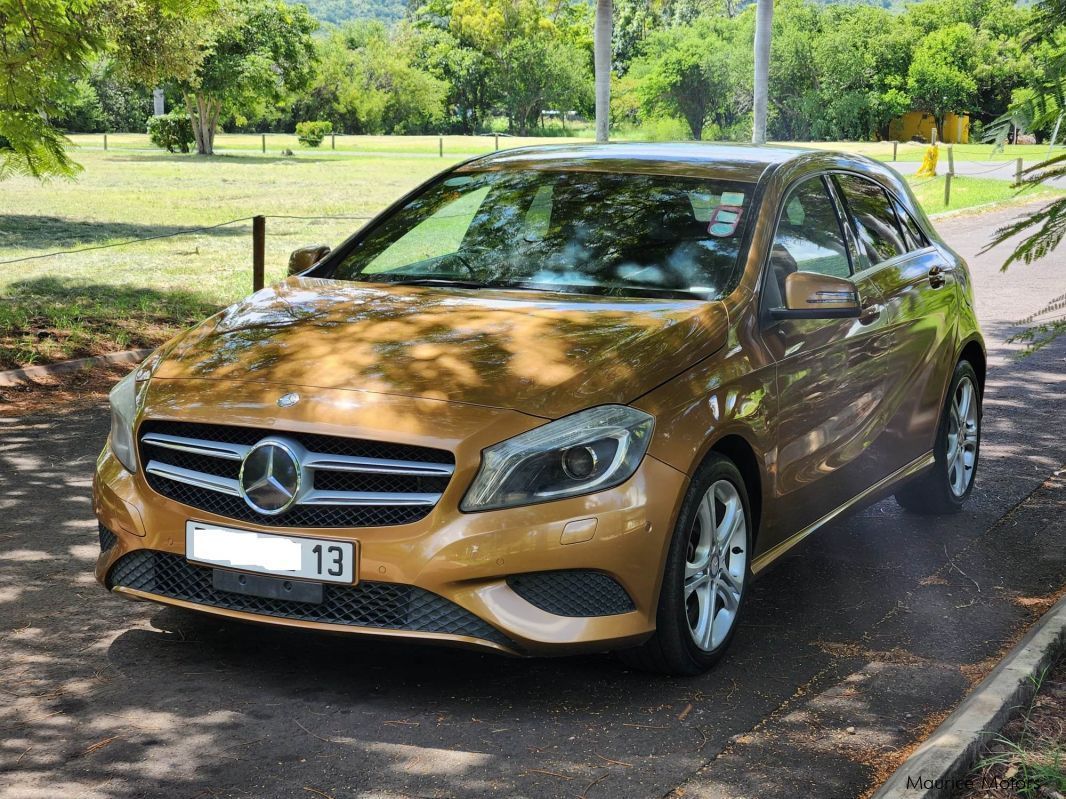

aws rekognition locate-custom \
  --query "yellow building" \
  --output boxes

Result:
[888,111,970,144]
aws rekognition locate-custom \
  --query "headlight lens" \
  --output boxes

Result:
[108,369,139,473]
[461,405,655,512]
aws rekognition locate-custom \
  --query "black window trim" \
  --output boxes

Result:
[825,169,937,278]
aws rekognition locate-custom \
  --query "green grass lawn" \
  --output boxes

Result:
[0,146,1060,370]
[70,132,1061,163]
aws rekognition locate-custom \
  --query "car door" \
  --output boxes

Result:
[830,172,958,474]
[760,174,900,544]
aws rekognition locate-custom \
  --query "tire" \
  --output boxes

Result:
[618,454,753,676]
[895,359,982,515]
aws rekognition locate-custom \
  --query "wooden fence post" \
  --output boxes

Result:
[252,216,265,292]
[103,133,108,151]
[331,133,336,150]
[947,144,954,175]
[1015,158,1024,185]
[261,133,266,153]
[892,140,898,161]
[495,134,499,152]
[944,173,952,207]
[439,136,443,157]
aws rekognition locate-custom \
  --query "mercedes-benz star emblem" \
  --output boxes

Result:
[239,439,302,515]
[277,392,300,408]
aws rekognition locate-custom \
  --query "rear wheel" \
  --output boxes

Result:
[618,454,752,675]
[896,359,982,514]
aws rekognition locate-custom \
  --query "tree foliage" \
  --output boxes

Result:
[178,1,318,154]
[297,22,447,133]
[0,0,106,179]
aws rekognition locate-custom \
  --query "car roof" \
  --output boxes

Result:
[457,142,822,183]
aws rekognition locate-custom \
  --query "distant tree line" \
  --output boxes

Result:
[3,0,1061,176]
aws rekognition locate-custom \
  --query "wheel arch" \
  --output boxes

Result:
[705,433,764,551]
[958,336,986,392]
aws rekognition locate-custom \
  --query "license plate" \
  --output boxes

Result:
[185,522,356,584]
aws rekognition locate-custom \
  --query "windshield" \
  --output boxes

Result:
[329,169,755,299]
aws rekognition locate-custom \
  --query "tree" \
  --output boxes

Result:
[299,22,446,134]
[631,19,734,139]
[906,24,980,133]
[0,0,106,179]
[594,0,612,142]
[414,25,495,133]
[751,0,772,144]
[979,0,1066,352]
[176,1,318,155]
[416,0,591,135]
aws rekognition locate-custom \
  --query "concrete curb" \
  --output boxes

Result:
[871,594,1066,799]
[0,348,152,387]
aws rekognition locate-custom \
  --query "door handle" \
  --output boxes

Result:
[928,265,947,288]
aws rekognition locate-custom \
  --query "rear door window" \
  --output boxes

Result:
[833,174,908,269]
[891,198,929,252]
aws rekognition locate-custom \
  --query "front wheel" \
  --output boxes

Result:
[618,454,752,675]
[896,359,982,514]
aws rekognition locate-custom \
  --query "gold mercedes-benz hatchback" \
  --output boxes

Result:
[94,143,984,674]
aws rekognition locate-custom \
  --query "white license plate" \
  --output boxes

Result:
[185,522,356,584]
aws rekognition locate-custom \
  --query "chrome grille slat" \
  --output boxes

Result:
[302,453,454,477]
[146,461,241,496]
[301,489,441,507]
[141,432,252,461]
[137,421,454,528]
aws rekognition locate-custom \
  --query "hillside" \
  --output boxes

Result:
[288,0,909,27]
[287,0,406,26]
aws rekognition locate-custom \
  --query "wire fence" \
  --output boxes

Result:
[0,213,375,269]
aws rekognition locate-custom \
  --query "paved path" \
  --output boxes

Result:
[1,203,1064,799]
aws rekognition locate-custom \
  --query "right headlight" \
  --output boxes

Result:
[460,405,655,512]
[108,369,139,473]
[107,352,158,474]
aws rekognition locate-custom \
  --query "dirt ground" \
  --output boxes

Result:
[1,204,1064,799]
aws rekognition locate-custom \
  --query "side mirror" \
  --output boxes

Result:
[770,272,861,320]
[288,244,331,276]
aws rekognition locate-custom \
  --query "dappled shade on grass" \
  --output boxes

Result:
[0,277,219,370]
[0,214,247,253]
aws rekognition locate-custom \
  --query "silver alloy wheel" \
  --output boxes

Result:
[684,479,747,652]
[947,376,979,497]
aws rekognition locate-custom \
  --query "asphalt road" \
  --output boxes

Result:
[1,203,1064,799]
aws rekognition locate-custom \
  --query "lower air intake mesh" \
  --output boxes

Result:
[507,570,635,617]
[98,524,118,553]
[108,550,512,647]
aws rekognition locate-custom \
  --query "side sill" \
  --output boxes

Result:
[751,451,935,575]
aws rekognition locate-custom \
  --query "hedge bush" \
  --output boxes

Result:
[147,112,194,153]
[296,120,332,147]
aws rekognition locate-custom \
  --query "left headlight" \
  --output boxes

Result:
[461,405,655,512]
[108,369,140,473]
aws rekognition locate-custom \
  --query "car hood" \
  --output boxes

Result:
[153,277,729,418]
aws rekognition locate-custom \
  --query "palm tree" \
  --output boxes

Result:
[594,0,612,143]
[752,0,773,144]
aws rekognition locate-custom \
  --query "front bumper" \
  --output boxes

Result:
[94,441,687,656]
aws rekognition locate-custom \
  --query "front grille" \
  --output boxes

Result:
[108,550,513,647]
[138,420,455,529]
[98,524,118,553]
[507,570,636,617]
